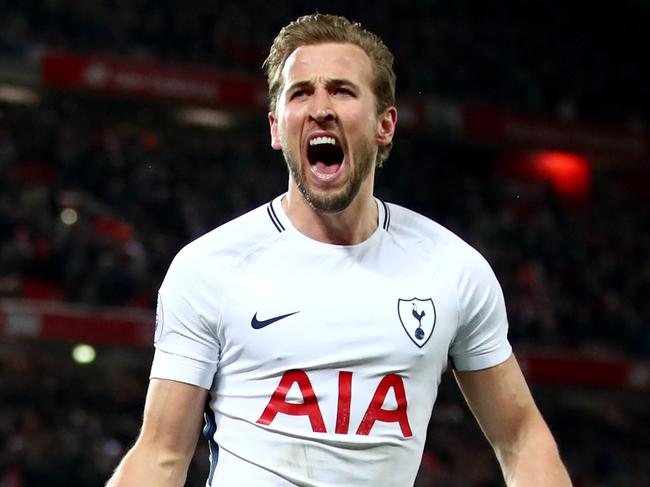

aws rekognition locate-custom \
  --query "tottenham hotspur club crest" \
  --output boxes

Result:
[398,298,436,347]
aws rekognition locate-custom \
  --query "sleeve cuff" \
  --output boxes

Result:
[451,343,512,371]
[149,348,217,389]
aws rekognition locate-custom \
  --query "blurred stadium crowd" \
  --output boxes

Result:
[1,0,648,124]
[1,1,649,486]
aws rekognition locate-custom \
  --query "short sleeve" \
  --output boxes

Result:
[449,250,512,371]
[149,246,221,389]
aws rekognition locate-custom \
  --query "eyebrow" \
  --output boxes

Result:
[285,78,360,93]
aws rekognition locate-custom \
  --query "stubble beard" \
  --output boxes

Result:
[282,137,376,213]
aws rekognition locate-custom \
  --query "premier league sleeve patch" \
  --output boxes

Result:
[154,292,165,344]
[398,298,436,347]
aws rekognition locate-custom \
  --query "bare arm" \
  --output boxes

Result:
[454,354,572,487]
[106,378,208,487]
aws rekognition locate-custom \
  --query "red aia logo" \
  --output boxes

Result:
[256,370,412,437]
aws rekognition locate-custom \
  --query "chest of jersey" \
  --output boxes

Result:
[213,235,459,438]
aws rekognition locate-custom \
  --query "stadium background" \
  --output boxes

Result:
[0,1,648,485]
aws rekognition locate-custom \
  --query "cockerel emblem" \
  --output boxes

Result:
[397,298,436,347]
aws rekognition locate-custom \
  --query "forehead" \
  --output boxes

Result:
[281,42,373,87]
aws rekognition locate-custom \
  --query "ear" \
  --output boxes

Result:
[269,111,282,150]
[376,106,397,147]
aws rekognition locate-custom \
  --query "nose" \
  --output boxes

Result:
[308,89,335,123]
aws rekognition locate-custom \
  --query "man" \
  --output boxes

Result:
[107,14,572,487]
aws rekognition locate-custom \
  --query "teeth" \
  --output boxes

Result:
[309,136,337,146]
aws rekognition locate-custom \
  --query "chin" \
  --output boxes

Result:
[301,182,360,213]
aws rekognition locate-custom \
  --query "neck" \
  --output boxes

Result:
[282,180,378,245]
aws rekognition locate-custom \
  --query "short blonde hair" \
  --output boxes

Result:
[264,14,396,166]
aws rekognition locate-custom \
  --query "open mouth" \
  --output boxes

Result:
[307,136,344,179]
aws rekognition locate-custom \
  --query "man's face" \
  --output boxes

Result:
[269,42,396,213]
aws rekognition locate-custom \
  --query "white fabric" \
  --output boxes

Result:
[150,194,512,486]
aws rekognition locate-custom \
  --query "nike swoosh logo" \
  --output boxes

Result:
[251,311,299,329]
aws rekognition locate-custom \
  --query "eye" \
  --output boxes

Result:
[290,89,308,100]
[334,87,354,96]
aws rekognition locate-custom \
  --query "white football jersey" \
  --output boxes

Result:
[150,195,512,487]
